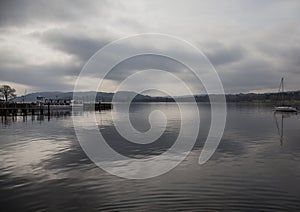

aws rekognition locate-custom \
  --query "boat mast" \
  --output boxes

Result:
[278,77,284,105]
[281,77,284,93]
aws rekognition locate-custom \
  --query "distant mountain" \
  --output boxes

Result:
[13,91,108,102]
[12,91,154,102]
[12,90,300,103]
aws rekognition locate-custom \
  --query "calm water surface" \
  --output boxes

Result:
[0,103,300,211]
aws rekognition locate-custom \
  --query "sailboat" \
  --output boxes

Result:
[275,78,297,112]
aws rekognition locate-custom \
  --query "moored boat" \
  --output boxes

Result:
[274,78,298,113]
[275,106,297,112]
[70,100,83,108]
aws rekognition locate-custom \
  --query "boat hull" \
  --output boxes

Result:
[275,106,297,112]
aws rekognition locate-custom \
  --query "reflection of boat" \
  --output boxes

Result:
[275,78,298,112]
[45,105,71,110]
[274,111,297,146]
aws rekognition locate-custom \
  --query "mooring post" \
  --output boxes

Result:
[12,103,15,116]
[32,104,35,116]
[24,104,27,116]
[40,104,44,115]
[47,103,50,116]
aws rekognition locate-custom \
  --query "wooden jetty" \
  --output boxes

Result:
[0,102,112,117]
[0,103,43,116]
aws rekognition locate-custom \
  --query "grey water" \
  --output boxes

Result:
[0,103,300,211]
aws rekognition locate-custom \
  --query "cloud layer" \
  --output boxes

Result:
[0,0,299,95]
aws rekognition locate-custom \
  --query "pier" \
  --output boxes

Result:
[0,102,112,117]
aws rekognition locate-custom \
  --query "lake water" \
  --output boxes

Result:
[1,103,300,211]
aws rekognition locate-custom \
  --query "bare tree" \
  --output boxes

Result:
[0,85,16,102]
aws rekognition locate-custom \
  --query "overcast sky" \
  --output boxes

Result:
[0,0,299,95]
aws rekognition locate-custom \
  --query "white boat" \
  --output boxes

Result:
[275,106,297,112]
[274,78,298,113]
[70,100,83,108]
[42,98,72,110]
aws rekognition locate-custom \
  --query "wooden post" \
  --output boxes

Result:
[40,105,44,115]
[32,104,35,116]
[47,103,50,116]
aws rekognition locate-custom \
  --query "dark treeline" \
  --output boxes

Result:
[224,91,300,103]
[12,90,300,103]
[132,90,300,103]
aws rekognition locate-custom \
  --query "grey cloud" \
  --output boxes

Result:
[38,30,110,61]
[219,59,283,93]
[0,49,24,66]
[0,0,109,27]
[0,0,299,94]
[257,42,300,70]
[106,55,186,81]
[0,63,80,91]
[101,54,206,94]
[204,43,246,66]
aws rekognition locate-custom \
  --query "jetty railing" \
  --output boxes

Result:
[0,102,112,117]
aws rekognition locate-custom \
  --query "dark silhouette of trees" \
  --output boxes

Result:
[0,85,16,102]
